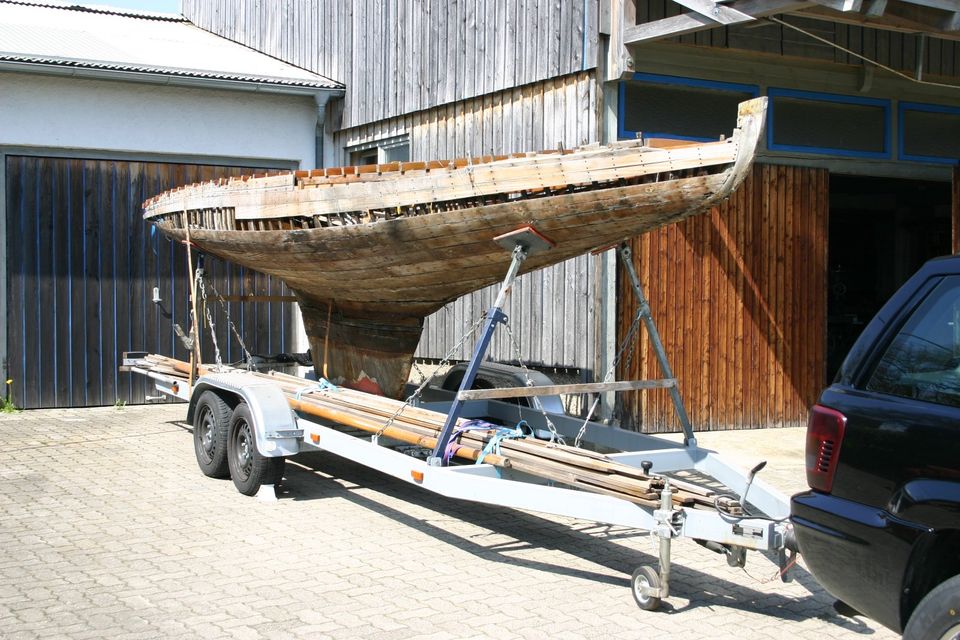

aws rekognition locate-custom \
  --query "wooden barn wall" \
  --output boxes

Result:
[182,0,600,128]
[618,164,829,432]
[5,157,293,409]
[636,1,960,79]
[334,72,601,373]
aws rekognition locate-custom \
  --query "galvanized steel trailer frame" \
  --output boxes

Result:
[129,237,795,610]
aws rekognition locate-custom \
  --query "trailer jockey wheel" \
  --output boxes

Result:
[227,402,285,497]
[193,391,231,478]
[631,565,662,611]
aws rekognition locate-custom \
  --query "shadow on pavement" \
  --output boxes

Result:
[277,450,880,634]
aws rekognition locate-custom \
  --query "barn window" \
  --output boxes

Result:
[619,73,759,142]
[899,102,960,164]
[348,134,410,165]
[767,88,890,159]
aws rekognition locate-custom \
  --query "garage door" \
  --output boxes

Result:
[5,156,294,409]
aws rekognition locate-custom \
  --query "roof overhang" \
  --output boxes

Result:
[625,0,960,45]
[0,58,345,101]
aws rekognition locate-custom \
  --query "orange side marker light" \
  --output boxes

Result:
[411,470,424,483]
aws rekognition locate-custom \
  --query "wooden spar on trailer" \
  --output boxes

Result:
[142,98,767,399]
[140,353,743,512]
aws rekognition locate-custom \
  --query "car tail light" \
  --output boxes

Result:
[806,404,847,493]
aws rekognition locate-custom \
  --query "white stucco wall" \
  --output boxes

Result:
[0,71,318,167]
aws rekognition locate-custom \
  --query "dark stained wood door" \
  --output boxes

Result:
[5,156,294,408]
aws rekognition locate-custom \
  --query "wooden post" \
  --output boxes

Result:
[183,212,201,389]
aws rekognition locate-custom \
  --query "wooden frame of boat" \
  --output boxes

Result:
[143,97,767,398]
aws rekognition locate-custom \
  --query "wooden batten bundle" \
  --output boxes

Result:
[143,355,735,511]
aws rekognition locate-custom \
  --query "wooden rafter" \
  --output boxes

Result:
[624,0,959,46]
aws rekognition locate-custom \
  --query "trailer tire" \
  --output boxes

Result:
[227,402,285,496]
[193,391,231,478]
[631,565,662,611]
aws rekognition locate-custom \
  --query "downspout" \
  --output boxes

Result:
[0,152,6,390]
[292,92,338,358]
[314,92,332,170]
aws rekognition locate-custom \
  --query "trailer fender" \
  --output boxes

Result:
[186,373,301,457]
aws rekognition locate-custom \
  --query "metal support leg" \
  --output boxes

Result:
[429,245,528,465]
[618,243,697,447]
[656,479,674,600]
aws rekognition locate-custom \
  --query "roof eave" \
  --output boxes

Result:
[0,59,345,97]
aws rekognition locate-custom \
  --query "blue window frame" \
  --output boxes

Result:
[767,88,891,159]
[899,102,960,164]
[618,72,759,142]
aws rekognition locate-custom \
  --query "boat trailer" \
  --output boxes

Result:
[124,231,797,611]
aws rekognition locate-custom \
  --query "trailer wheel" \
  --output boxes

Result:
[631,565,662,611]
[193,391,231,478]
[227,402,285,496]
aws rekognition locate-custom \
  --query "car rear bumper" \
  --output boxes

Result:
[791,491,926,633]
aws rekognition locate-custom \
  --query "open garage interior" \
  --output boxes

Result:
[826,174,952,379]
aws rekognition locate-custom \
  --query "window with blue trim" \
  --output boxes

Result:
[899,102,960,164]
[767,88,890,159]
[619,73,759,142]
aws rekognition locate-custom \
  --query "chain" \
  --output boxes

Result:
[195,269,224,370]
[203,277,254,370]
[574,304,645,448]
[503,322,565,446]
[374,313,487,438]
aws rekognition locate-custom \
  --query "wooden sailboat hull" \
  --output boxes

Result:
[145,99,766,397]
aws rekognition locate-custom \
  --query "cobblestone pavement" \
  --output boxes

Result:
[1,405,898,640]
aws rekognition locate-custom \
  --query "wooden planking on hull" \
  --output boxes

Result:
[142,98,767,397]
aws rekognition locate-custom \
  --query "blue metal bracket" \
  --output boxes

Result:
[429,243,530,465]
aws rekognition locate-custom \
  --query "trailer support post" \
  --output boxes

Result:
[428,244,528,466]
[618,243,696,447]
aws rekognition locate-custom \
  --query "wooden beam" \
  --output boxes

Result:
[603,0,635,80]
[215,295,299,303]
[810,0,863,11]
[623,0,813,44]
[866,0,888,15]
[671,0,756,25]
[457,379,676,401]
[902,0,960,12]
[798,3,960,38]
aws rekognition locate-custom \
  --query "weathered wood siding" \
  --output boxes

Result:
[5,156,293,409]
[618,164,828,432]
[636,1,960,80]
[330,71,601,372]
[182,0,599,128]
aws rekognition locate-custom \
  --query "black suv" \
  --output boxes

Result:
[791,255,960,639]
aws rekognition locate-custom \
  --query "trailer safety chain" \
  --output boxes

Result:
[373,313,487,440]
[195,269,225,370]
[196,272,255,370]
[574,304,645,448]
[503,322,565,446]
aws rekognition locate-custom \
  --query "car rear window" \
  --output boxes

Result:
[866,275,960,407]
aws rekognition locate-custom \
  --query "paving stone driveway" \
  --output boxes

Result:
[0,405,898,640]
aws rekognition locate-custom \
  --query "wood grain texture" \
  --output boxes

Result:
[336,71,599,371]
[181,0,599,129]
[617,164,829,432]
[4,157,292,409]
